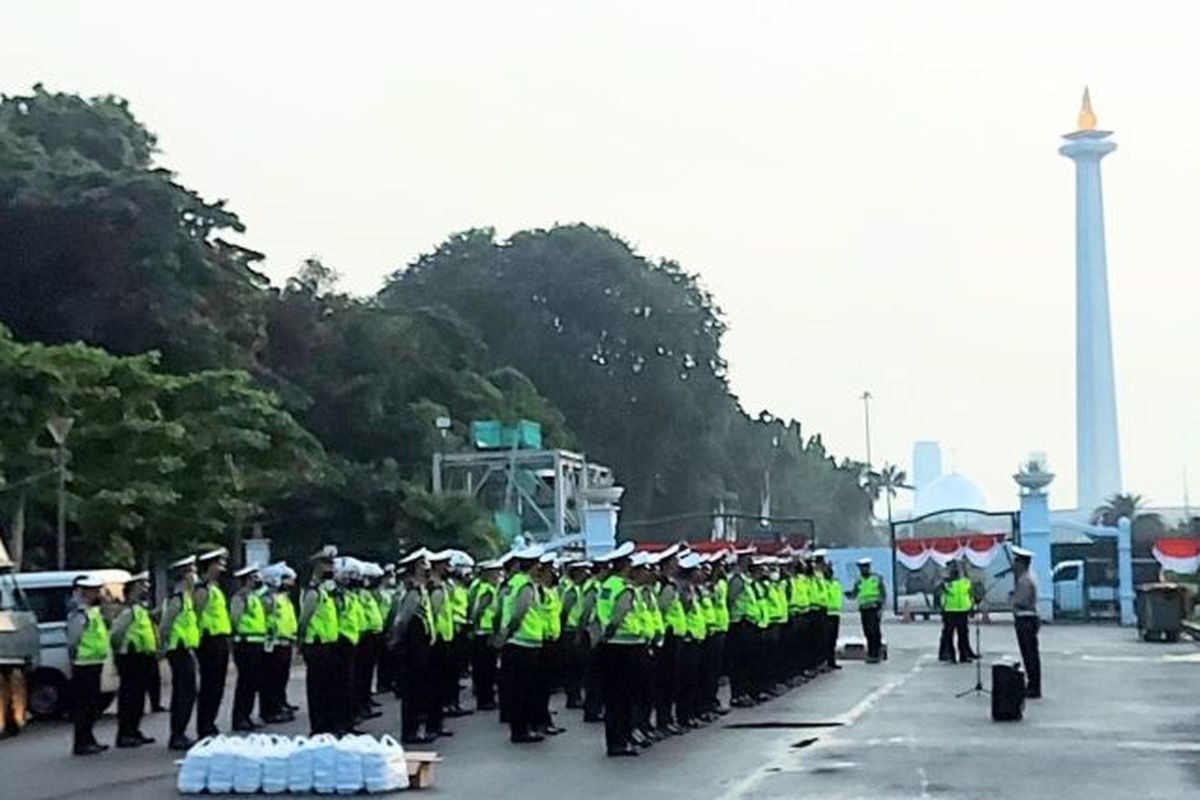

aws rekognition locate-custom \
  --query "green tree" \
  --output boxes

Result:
[0,86,267,373]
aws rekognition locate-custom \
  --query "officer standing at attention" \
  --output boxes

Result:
[194,548,232,738]
[850,557,886,663]
[262,564,298,724]
[67,576,110,756]
[230,565,269,731]
[938,561,976,663]
[499,545,546,744]
[159,555,200,750]
[299,546,340,735]
[822,558,843,670]
[110,572,158,747]
[468,559,503,710]
[594,541,640,757]
[1010,546,1042,698]
[392,548,437,745]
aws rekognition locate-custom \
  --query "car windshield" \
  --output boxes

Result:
[0,571,29,612]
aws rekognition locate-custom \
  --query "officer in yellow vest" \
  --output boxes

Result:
[578,559,606,723]
[468,559,503,710]
[443,553,473,718]
[261,563,298,723]
[821,557,844,670]
[159,555,200,750]
[628,551,660,748]
[391,548,437,744]
[332,557,367,733]
[594,541,639,756]
[424,550,455,737]
[354,564,385,722]
[560,559,591,710]
[68,575,110,756]
[938,561,976,663]
[500,544,548,744]
[850,557,886,663]
[299,545,341,735]
[230,565,269,731]
[534,552,566,736]
[653,544,685,732]
[374,565,399,695]
[111,572,158,748]
[194,547,231,738]
[726,547,757,707]
[705,555,732,714]
[675,552,708,728]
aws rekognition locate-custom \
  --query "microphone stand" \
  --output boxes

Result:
[954,610,988,698]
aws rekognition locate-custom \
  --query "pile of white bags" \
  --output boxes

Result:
[178,733,407,795]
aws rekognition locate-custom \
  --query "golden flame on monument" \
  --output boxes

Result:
[1077,86,1097,131]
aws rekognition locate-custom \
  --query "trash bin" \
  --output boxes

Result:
[1135,584,1186,642]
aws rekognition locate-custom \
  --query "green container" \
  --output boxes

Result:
[494,511,522,542]
[471,420,505,450]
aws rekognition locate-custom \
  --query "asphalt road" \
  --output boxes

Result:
[1,620,1197,799]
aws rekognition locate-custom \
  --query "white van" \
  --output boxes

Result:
[14,569,131,718]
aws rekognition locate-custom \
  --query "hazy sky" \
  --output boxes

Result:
[4,1,1199,513]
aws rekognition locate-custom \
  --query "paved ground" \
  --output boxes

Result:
[1,620,1197,799]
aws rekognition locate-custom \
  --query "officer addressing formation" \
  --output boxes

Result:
[57,539,1044,758]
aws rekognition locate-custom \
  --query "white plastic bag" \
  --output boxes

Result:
[177,736,216,794]
[205,736,237,794]
[311,733,341,795]
[334,734,371,795]
[262,734,295,794]
[364,735,408,794]
[287,735,318,794]
[232,734,267,794]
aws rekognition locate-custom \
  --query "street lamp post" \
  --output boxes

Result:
[45,416,75,570]
[860,391,873,470]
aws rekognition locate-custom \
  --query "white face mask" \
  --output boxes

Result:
[769,571,781,581]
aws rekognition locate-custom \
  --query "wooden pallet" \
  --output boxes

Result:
[406,752,442,789]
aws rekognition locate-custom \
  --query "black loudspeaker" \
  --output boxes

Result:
[991,662,1025,721]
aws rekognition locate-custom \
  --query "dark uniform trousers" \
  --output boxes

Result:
[727,621,753,700]
[470,634,498,708]
[166,648,197,740]
[232,640,264,726]
[1015,616,1041,695]
[860,607,883,659]
[599,643,637,752]
[501,643,541,741]
[430,640,454,716]
[563,628,586,706]
[71,663,102,752]
[805,610,825,672]
[355,632,379,714]
[582,635,604,721]
[633,644,654,732]
[824,614,840,667]
[700,634,721,711]
[654,634,679,728]
[196,633,230,737]
[398,619,434,739]
[675,639,702,724]
[939,611,974,662]
[302,642,337,735]
[261,641,293,719]
[335,639,357,732]
[115,652,155,738]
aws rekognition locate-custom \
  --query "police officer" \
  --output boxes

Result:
[594,541,639,756]
[334,557,365,733]
[68,575,110,756]
[230,565,268,731]
[159,555,199,750]
[499,545,546,744]
[652,545,685,733]
[299,545,340,735]
[850,557,886,663]
[726,548,757,707]
[262,564,298,723]
[559,559,588,709]
[194,547,231,738]
[111,571,157,747]
[468,560,503,710]
[374,565,399,695]
[391,548,437,745]
[938,561,976,663]
[822,558,843,670]
[1010,546,1042,698]
[355,564,385,721]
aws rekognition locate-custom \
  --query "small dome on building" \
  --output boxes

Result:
[913,472,989,518]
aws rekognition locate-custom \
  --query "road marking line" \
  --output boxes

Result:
[714,659,924,800]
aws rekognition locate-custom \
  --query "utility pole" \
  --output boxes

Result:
[46,416,75,570]
[860,391,874,470]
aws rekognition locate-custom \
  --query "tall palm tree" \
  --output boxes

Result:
[863,463,912,522]
[1091,493,1145,527]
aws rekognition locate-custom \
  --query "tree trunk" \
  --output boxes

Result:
[10,491,26,569]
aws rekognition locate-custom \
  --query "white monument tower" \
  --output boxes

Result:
[1059,88,1122,512]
